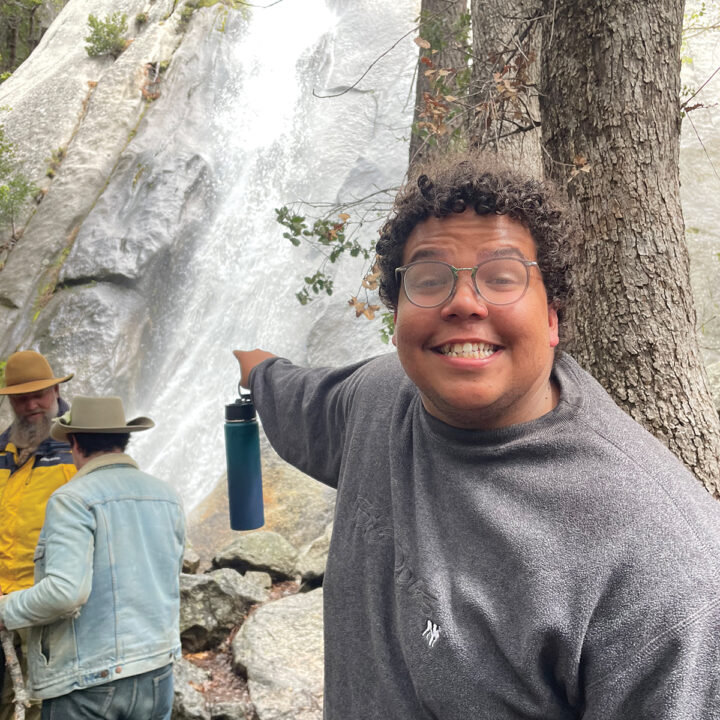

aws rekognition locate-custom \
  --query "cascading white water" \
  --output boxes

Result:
[129,0,420,508]
[680,2,720,365]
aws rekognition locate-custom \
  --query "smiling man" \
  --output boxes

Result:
[233,152,720,719]
[0,350,75,720]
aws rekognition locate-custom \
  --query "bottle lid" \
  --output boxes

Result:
[226,388,256,421]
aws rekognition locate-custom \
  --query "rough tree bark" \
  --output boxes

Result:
[539,0,720,494]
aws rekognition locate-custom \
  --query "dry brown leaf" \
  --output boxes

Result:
[363,304,381,320]
[361,271,381,290]
[414,37,431,49]
[348,297,366,317]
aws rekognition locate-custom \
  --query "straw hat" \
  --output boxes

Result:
[0,350,73,395]
[51,396,154,441]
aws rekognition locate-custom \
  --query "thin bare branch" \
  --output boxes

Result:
[313,25,420,99]
[681,63,720,109]
[685,111,720,188]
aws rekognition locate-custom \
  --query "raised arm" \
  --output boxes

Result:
[233,349,277,389]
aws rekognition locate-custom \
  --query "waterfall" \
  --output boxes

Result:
[127,0,420,508]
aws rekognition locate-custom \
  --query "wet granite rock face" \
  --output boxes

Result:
[0,0,246,419]
[0,0,181,350]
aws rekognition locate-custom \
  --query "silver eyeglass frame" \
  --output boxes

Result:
[395,258,539,308]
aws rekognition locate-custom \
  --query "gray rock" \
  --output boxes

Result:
[209,699,254,720]
[183,544,202,574]
[180,569,268,652]
[173,656,211,720]
[243,571,272,592]
[232,588,324,720]
[295,522,333,581]
[213,531,299,581]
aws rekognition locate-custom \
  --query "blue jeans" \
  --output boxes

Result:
[40,664,173,720]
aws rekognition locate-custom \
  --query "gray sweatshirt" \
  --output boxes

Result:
[251,352,720,719]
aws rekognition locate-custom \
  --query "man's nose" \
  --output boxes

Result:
[441,272,489,319]
[24,398,41,412]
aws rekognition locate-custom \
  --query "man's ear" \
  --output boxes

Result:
[392,310,398,347]
[548,304,559,348]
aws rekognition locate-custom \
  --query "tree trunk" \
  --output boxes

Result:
[409,0,469,167]
[539,0,720,495]
[469,0,543,171]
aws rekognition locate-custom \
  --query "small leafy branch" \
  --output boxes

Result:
[683,1,720,42]
[275,195,396,342]
[276,206,369,304]
[412,9,472,155]
[84,12,128,58]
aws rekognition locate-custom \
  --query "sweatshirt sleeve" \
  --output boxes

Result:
[0,491,95,630]
[250,357,370,488]
[582,597,720,718]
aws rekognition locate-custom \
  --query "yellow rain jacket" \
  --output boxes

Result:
[0,416,75,594]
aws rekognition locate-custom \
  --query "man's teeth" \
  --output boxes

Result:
[438,342,496,358]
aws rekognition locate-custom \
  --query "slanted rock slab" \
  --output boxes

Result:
[232,588,324,720]
[213,531,299,580]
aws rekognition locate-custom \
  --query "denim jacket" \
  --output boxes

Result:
[0,453,185,699]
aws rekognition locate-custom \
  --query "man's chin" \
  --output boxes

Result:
[10,413,54,448]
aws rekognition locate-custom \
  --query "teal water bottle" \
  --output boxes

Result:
[224,385,264,530]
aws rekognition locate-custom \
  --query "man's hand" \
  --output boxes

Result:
[233,349,277,389]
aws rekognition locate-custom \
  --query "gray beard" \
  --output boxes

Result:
[9,401,58,465]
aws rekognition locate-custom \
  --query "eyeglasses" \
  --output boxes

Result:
[395,258,538,308]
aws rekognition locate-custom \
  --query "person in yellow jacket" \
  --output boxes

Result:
[0,350,75,720]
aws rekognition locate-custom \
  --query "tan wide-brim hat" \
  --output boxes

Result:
[50,396,154,441]
[0,350,73,395]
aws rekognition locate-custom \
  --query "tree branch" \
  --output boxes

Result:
[313,25,420,98]
[0,629,30,720]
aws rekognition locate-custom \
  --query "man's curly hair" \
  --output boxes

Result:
[376,151,574,327]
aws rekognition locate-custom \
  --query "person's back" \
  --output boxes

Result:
[25,460,185,699]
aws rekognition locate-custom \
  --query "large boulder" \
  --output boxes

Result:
[232,588,324,720]
[212,531,299,581]
[180,568,268,652]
